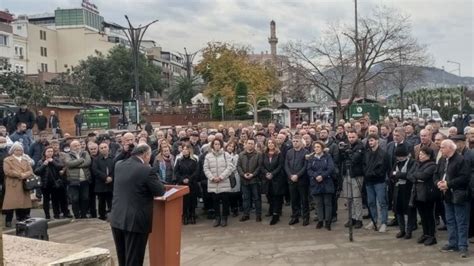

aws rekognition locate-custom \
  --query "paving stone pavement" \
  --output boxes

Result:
[46,202,474,266]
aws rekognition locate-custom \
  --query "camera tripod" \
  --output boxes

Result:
[342,157,378,241]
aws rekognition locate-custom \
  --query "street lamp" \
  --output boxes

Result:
[238,94,269,124]
[447,60,464,114]
[218,98,224,121]
[447,60,461,76]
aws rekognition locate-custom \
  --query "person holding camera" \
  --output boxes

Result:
[342,130,365,229]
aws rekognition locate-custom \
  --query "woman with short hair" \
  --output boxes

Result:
[2,142,33,227]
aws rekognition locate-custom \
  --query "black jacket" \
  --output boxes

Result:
[284,148,308,184]
[29,141,48,165]
[434,152,471,204]
[92,154,115,193]
[174,155,199,196]
[407,160,437,202]
[363,147,389,184]
[346,140,365,178]
[35,115,47,131]
[261,152,286,195]
[13,109,35,129]
[110,156,165,234]
[34,157,65,189]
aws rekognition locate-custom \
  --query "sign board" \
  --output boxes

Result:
[348,103,380,122]
[122,100,139,124]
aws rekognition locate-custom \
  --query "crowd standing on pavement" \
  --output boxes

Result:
[1,105,474,258]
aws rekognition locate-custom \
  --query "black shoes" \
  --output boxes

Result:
[221,216,228,227]
[396,231,406,238]
[424,236,437,246]
[325,222,331,231]
[183,216,189,225]
[417,235,428,244]
[404,232,412,239]
[270,215,280,225]
[256,215,262,222]
[240,215,250,222]
[213,217,221,227]
[189,216,196,225]
[316,221,324,229]
[302,217,309,226]
[353,220,363,229]
[232,209,239,217]
[289,218,299,225]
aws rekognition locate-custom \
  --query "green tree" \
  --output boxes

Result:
[168,75,201,105]
[211,94,223,120]
[234,81,249,119]
[0,71,55,111]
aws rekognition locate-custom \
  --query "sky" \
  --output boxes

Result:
[2,0,473,76]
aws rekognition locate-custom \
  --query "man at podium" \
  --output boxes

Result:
[110,144,165,266]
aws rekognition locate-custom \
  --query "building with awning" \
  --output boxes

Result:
[277,102,319,128]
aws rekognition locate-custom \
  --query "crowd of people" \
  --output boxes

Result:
[1,111,474,258]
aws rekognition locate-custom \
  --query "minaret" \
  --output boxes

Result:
[268,20,278,57]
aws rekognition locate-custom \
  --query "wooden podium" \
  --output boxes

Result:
[149,185,190,266]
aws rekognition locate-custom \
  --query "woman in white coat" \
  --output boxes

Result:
[204,139,234,227]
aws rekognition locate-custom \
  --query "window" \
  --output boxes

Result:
[40,63,48,72]
[15,46,18,55]
[40,30,47,40]
[0,35,8,46]
[41,47,48,57]
[0,58,9,71]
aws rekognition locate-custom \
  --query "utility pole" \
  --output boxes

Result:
[354,0,361,99]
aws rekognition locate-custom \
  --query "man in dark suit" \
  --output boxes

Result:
[110,144,165,266]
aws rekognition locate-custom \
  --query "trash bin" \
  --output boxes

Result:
[16,218,49,241]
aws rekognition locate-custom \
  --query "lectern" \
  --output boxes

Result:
[149,185,190,266]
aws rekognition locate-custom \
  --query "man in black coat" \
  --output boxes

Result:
[284,135,309,226]
[13,104,35,137]
[29,131,49,165]
[35,110,48,132]
[343,130,365,229]
[92,142,115,220]
[435,139,470,257]
[0,136,9,208]
[110,144,165,266]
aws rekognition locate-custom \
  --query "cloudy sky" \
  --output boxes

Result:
[2,0,473,76]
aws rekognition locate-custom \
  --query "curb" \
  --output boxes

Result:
[3,218,73,235]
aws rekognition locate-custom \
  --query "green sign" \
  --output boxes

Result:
[348,103,380,121]
[83,109,110,129]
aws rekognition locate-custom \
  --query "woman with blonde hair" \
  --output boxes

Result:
[2,142,34,227]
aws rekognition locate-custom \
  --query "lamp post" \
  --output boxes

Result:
[121,16,158,101]
[238,94,269,124]
[447,60,463,114]
[218,98,224,121]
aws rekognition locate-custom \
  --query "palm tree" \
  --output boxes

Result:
[168,75,201,105]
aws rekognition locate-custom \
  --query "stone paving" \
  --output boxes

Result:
[45,203,474,266]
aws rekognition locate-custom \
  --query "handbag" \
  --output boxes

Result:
[229,173,237,188]
[23,174,42,191]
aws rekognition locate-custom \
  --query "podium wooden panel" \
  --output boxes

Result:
[149,185,189,266]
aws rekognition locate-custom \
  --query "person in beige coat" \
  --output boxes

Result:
[3,142,33,227]
[204,139,234,227]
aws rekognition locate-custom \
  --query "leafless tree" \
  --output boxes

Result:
[284,6,429,120]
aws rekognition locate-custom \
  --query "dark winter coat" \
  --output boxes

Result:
[434,151,471,204]
[363,147,389,184]
[13,109,35,129]
[35,115,47,131]
[92,154,115,193]
[346,141,365,178]
[29,141,48,165]
[392,158,416,214]
[406,160,437,202]
[48,115,60,129]
[34,157,65,189]
[307,153,335,195]
[237,150,262,185]
[174,155,199,197]
[261,152,286,196]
